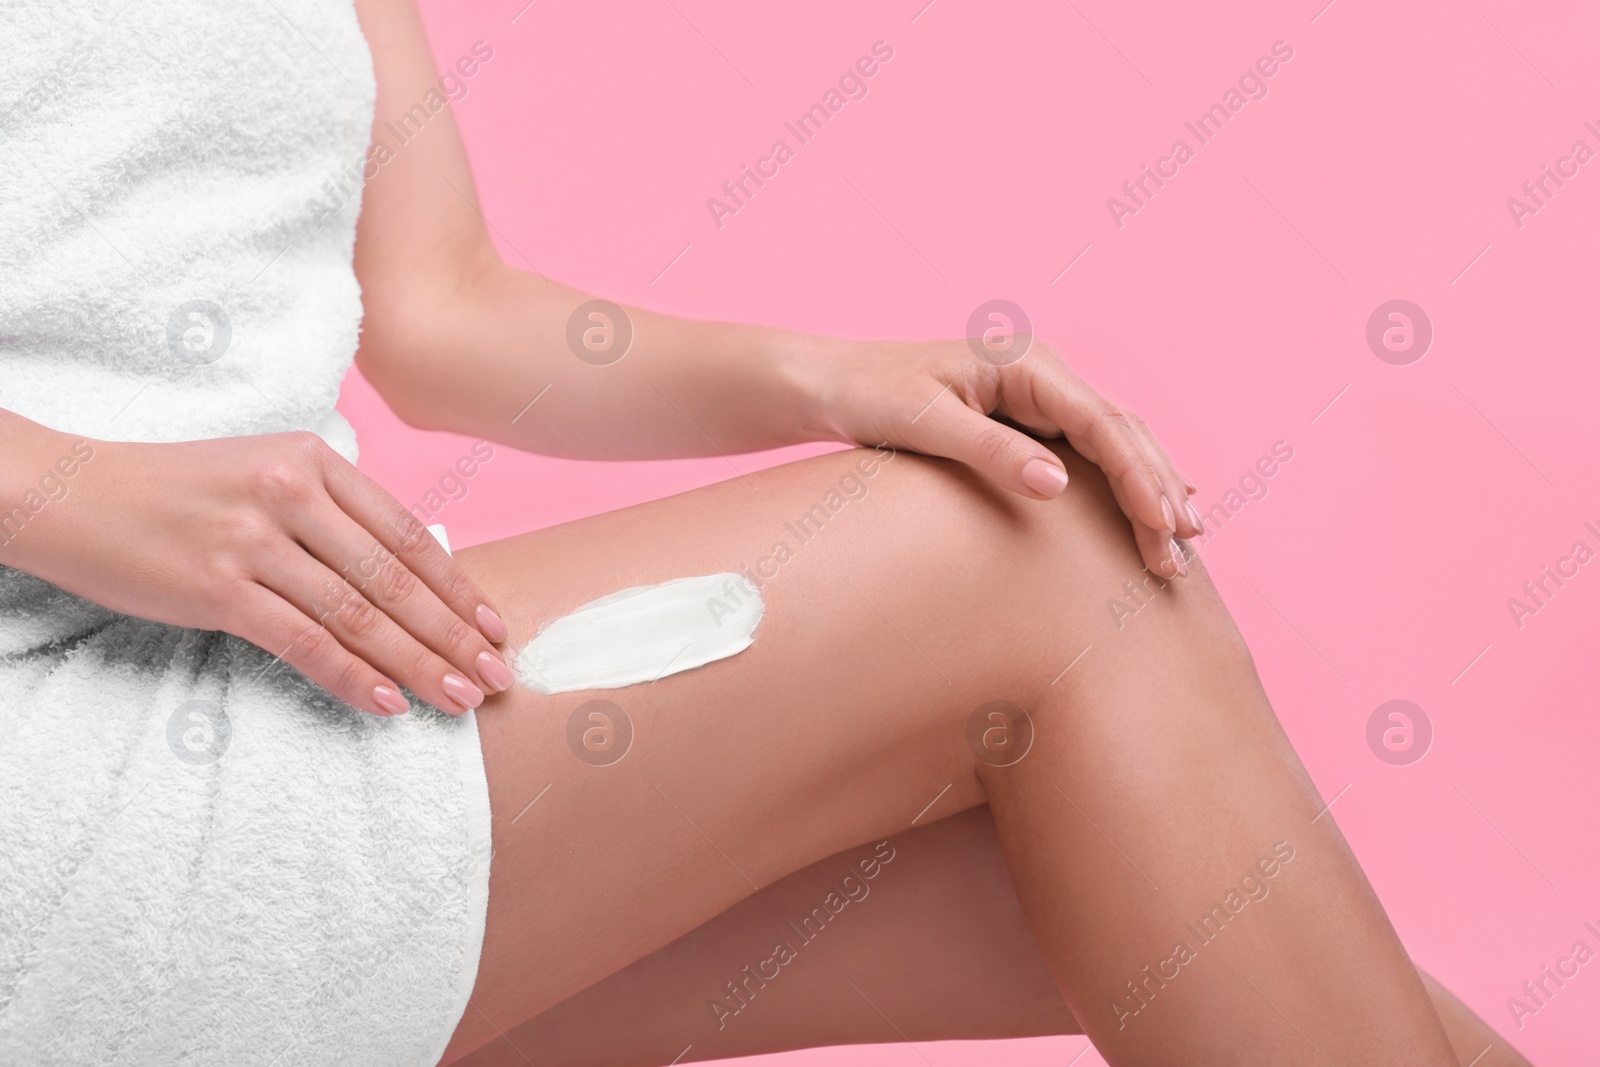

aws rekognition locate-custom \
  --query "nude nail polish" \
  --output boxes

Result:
[442,673,485,711]
[373,685,410,716]
[476,604,509,643]
[476,650,515,693]
[1161,496,1176,532]
[1170,539,1188,578]
[1021,458,1068,498]
[1185,500,1203,533]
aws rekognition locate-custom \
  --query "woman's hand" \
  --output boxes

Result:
[802,336,1204,578]
[6,428,512,716]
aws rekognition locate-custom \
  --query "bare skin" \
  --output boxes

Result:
[0,0,1539,1063]
[455,809,1528,1067]
[430,442,1532,1065]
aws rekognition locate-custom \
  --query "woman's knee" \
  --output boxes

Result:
[873,441,1192,641]
[876,441,1262,730]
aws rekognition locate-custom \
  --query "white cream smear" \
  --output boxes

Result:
[514,573,764,694]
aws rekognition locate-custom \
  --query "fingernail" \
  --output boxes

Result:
[1160,496,1176,532]
[476,604,509,643]
[1021,458,1068,498]
[373,685,410,716]
[443,673,485,711]
[1185,500,1202,533]
[476,650,515,693]
[1170,539,1188,578]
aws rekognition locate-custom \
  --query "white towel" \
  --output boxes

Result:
[0,3,493,1064]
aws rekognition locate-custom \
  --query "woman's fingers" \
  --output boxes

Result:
[291,503,515,698]
[996,347,1194,573]
[1129,415,1204,539]
[225,433,510,715]
[1103,471,1189,579]
[1019,358,1173,537]
[896,391,1071,500]
[891,352,1195,578]
[1136,518,1187,580]
[229,584,412,717]
[258,547,488,714]
[312,437,509,644]
[904,386,1185,577]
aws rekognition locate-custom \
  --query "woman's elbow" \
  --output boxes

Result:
[353,334,448,432]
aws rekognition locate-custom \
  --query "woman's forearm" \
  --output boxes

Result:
[357,254,845,460]
[0,409,96,569]
[342,0,1199,578]
[346,0,838,462]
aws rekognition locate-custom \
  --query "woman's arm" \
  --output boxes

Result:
[351,0,1207,575]
[0,406,513,718]
[351,0,817,461]
[0,411,95,557]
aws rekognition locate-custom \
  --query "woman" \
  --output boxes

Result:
[0,1,1533,1064]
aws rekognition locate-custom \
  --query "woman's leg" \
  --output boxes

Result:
[440,442,1461,1065]
[454,806,1533,1067]
[456,807,1081,1067]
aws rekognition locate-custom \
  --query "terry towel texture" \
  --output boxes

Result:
[0,2,492,1064]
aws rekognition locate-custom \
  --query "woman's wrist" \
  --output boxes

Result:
[0,410,81,495]
[760,328,856,447]
[0,411,101,566]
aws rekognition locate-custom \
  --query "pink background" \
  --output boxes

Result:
[340,1,1600,1061]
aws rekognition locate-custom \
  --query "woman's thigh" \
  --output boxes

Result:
[440,441,1154,1060]
[456,806,1082,1067]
